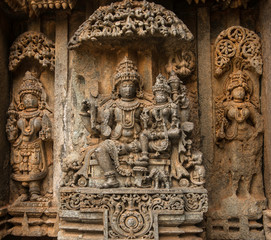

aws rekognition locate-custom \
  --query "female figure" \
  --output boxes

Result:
[216,71,264,198]
[6,71,52,202]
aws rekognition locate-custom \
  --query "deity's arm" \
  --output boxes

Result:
[215,101,229,141]
[6,115,18,143]
[248,103,264,134]
[39,112,52,141]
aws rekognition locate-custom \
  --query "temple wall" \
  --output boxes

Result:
[0,0,270,239]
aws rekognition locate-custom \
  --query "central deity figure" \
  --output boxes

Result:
[80,57,151,188]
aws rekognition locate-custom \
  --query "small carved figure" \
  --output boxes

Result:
[141,74,180,155]
[6,71,52,202]
[216,70,264,198]
[188,151,206,187]
[79,57,151,188]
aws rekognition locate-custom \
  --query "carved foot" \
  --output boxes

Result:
[30,194,49,202]
[100,181,120,189]
[99,176,120,189]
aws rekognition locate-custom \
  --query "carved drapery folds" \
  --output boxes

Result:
[209,26,265,239]
[9,31,55,72]
[68,0,193,49]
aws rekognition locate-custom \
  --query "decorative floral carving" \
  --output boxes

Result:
[68,0,193,49]
[60,190,207,239]
[214,26,262,77]
[166,47,196,78]
[9,31,55,72]
[184,193,208,212]
[4,0,77,17]
[61,192,80,210]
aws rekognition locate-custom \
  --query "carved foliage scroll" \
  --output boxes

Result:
[214,26,262,77]
[4,0,77,16]
[9,31,55,72]
[68,0,193,49]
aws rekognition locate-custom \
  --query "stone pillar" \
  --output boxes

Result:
[259,1,271,239]
[0,8,10,240]
[54,12,69,203]
[197,7,214,191]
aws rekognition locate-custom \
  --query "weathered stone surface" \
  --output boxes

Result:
[0,0,270,239]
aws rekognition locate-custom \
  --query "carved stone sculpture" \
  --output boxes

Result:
[216,70,263,197]
[209,26,266,240]
[60,58,207,239]
[68,0,193,49]
[6,71,52,202]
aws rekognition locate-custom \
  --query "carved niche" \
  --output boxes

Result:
[208,26,265,240]
[59,1,207,239]
[6,31,57,237]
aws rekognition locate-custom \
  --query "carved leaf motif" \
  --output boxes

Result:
[214,26,262,77]
[68,0,193,49]
[9,31,55,72]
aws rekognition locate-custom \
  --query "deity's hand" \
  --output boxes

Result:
[81,100,90,113]
[168,127,180,139]
[216,129,225,140]
[140,109,149,129]
[39,128,51,141]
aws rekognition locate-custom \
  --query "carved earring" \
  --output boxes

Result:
[18,102,25,111]
[111,90,118,100]
[136,90,143,99]
[39,100,46,110]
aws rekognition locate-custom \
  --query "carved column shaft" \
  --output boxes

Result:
[54,12,69,202]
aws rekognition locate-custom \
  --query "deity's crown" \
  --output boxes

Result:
[113,57,141,89]
[152,73,171,94]
[227,70,250,93]
[19,71,43,100]
[168,70,182,84]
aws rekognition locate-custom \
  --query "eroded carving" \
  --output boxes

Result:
[210,26,265,239]
[9,31,55,72]
[60,190,207,239]
[166,47,196,78]
[6,71,52,203]
[4,0,77,16]
[68,0,193,49]
[62,59,205,190]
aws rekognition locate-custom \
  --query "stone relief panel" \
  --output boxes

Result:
[59,1,207,239]
[208,26,266,240]
[6,31,57,237]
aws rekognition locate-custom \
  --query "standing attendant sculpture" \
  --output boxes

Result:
[216,70,264,198]
[6,71,52,202]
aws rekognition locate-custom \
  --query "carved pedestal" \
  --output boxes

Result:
[7,202,58,237]
[0,207,8,239]
[59,188,207,240]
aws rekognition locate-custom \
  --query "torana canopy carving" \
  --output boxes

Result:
[9,31,55,71]
[214,26,262,77]
[4,0,77,16]
[68,0,193,49]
